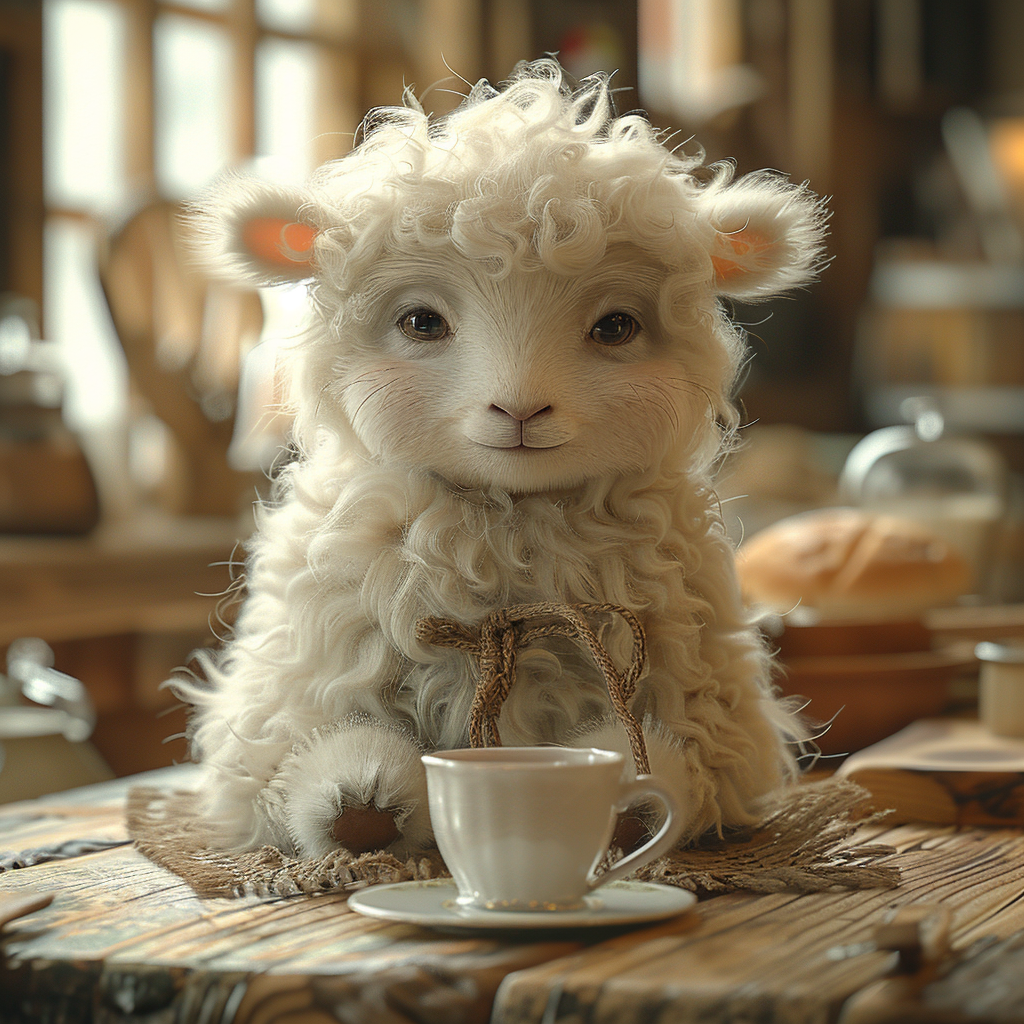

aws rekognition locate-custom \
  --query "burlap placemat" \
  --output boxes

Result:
[126,776,899,899]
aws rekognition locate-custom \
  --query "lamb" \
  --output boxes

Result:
[179,58,827,860]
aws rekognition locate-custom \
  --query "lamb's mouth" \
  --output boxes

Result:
[475,441,567,451]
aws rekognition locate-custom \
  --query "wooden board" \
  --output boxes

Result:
[0,769,585,1023]
[494,824,1024,1024]
[838,718,1024,826]
[926,603,1024,645]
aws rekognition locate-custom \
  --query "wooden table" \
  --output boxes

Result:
[0,512,246,779]
[5,768,1024,1023]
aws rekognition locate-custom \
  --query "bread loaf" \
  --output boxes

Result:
[737,507,972,619]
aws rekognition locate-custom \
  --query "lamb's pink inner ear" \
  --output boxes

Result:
[242,218,316,268]
[711,228,772,282]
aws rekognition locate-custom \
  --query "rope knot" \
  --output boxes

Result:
[416,602,650,775]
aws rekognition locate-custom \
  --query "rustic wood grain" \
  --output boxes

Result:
[838,719,1024,828]
[0,770,586,1023]
[848,767,1024,827]
[8,768,1024,1022]
[0,891,53,930]
[493,825,1024,1024]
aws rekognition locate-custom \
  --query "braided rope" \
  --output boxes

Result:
[415,602,650,775]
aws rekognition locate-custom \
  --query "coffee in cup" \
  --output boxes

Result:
[421,746,684,912]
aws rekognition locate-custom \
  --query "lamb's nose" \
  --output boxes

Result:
[490,402,552,422]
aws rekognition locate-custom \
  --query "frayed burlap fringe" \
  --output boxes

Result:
[635,777,900,895]
[126,787,447,898]
[127,777,899,900]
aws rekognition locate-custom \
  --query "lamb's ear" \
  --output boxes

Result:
[701,174,828,300]
[192,175,317,285]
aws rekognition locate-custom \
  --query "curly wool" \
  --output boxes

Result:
[186,463,797,849]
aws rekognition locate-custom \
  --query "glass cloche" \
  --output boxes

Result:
[840,397,1008,596]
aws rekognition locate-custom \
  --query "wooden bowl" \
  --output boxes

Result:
[779,648,976,757]
[770,616,934,660]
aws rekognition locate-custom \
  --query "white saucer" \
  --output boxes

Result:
[346,878,697,931]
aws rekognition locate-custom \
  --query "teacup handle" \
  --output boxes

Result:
[588,774,685,891]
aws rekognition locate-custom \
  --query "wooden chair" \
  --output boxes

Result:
[98,200,265,517]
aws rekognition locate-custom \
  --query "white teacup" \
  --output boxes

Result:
[421,746,685,912]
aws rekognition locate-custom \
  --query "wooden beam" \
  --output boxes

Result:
[788,0,833,190]
[123,0,157,188]
[0,3,44,308]
[230,0,257,160]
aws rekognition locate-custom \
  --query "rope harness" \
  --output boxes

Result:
[415,601,651,775]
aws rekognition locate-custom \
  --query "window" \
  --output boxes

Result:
[41,0,384,435]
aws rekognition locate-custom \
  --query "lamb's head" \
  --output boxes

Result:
[198,59,826,495]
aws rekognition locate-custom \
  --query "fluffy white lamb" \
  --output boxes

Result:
[180,59,826,860]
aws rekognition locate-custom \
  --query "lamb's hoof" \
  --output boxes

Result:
[612,813,649,855]
[331,804,400,855]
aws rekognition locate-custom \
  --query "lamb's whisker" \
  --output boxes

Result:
[352,377,400,421]
[662,376,718,419]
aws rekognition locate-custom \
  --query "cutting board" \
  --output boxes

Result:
[837,718,1024,826]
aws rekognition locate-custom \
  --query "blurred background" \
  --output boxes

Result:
[2,0,1024,793]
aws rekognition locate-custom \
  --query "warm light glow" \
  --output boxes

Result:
[154,14,233,198]
[638,0,761,123]
[256,38,318,181]
[43,0,126,211]
[991,119,1024,195]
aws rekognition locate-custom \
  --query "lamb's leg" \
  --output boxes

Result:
[264,716,432,858]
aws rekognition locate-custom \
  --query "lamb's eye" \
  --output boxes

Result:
[589,312,640,346]
[398,308,450,342]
